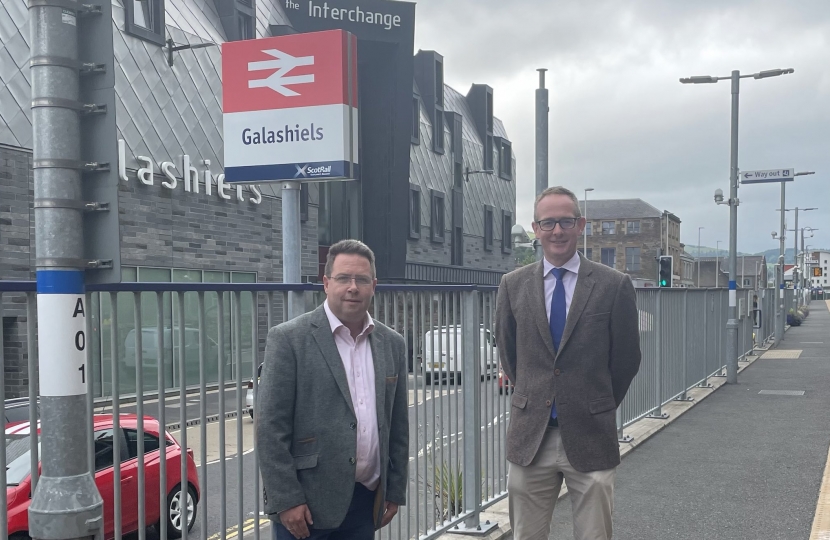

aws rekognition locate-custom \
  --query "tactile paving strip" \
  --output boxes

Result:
[810,443,830,539]
[762,349,803,359]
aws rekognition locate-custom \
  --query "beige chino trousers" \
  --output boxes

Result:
[508,427,616,540]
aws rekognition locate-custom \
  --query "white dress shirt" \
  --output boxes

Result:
[323,300,381,490]
[543,251,581,322]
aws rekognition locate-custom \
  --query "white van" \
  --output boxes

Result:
[421,325,498,384]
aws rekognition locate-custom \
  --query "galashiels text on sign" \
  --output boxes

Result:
[222,30,358,184]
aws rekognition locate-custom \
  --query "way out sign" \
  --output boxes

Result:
[740,168,795,184]
[37,271,87,396]
[222,30,359,183]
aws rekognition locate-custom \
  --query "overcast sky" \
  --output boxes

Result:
[412,0,830,255]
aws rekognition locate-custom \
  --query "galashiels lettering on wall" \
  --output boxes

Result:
[242,124,325,145]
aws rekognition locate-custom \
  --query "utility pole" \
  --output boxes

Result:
[776,180,786,346]
[535,68,548,262]
[725,70,739,384]
[27,1,104,538]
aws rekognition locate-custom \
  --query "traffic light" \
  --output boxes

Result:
[658,256,673,287]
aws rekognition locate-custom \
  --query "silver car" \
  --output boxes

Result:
[245,363,263,419]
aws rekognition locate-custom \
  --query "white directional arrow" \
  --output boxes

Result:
[248,49,315,97]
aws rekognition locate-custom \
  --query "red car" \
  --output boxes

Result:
[6,415,200,540]
[498,369,514,394]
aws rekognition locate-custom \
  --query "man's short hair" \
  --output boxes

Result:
[324,239,377,278]
[534,186,582,220]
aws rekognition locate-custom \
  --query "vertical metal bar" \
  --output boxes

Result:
[402,292,411,540]
[418,292,425,536]
[681,290,689,400]
[653,289,663,416]
[218,292,227,539]
[235,291,244,538]
[482,293,490,501]
[0,293,6,540]
[461,290,482,529]
[27,292,39,491]
[199,291,208,539]
[438,292,446,522]
[135,292,146,540]
[428,292,436,529]
[157,291,168,540]
[701,292,709,387]
[454,291,461,500]
[111,292,122,540]
[253,291,261,540]
[87,292,95,478]
[178,291,189,540]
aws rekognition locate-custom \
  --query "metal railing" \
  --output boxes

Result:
[0,281,780,540]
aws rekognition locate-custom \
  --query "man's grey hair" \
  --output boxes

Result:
[324,239,377,278]
[533,186,582,220]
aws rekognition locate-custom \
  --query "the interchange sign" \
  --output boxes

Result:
[222,30,359,183]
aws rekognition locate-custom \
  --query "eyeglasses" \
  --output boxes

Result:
[536,217,579,231]
[329,274,374,287]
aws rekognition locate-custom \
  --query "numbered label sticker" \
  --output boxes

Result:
[37,294,87,396]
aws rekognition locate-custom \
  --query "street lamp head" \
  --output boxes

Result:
[795,171,816,177]
[511,223,529,245]
[585,188,594,193]
[680,75,718,84]
[754,68,795,79]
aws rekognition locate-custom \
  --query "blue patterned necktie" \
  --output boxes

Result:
[549,267,567,419]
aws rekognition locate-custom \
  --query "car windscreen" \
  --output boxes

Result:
[6,434,39,485]
[5,405,31,424]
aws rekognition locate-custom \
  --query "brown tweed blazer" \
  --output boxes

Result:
[495,254,641,472]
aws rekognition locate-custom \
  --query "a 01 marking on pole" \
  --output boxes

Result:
[37,294,87,396]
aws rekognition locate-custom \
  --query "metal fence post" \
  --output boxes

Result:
[677,290,693,402]
[648,289,669,419]
[458,289,489,533]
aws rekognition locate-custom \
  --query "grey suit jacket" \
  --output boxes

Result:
[495,255,641,472]
[256,305,409,530]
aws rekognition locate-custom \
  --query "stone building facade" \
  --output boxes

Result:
[578,199,682,284]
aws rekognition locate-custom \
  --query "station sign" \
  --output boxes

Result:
[222,30,358,183]
[740,168,794,184]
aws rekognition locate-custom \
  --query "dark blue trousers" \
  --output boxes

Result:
[273,484,376,540]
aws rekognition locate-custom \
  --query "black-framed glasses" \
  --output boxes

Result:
[536,217,579,231]
[330,274,374,287]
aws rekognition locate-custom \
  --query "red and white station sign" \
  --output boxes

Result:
[222,30,358,183]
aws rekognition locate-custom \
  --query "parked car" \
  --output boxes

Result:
[6,414,200,539]
[246,363,263,419]
[422,325,499,384]
[4,397,39,427]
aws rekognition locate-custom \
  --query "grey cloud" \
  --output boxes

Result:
[413,0,830,254]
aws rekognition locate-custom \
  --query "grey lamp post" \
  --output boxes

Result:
[584,188,594,255]
[681,67,794,384]
[697,227,704,287]
[785,207,817,308]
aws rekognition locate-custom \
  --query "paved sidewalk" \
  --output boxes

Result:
[547,301,830,539]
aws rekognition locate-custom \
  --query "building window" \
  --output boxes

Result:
[602,221,615,235]
[501,210,513,254]
[585,222,592,236]
[238,12,254,40]
[411,95,420,145]
[625,247,640,272]
[626,221,640,234]
[579,248,593,261]
[430,189,445,243]
[743,278,751,287]
[484,135,494,171]
[484,205,494,251]
[498,140,512,180]
[601,248,616,268]
[433,109,444,154]
[125,0,165,45]
[300,184,309,223]
[409,184,421,240]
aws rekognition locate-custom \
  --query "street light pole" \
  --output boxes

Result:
[697,226,704,287]
[680,66,794,384]
[776,180,786,346]
[584,188,594,255]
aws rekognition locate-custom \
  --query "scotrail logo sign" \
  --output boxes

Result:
[222,30,358,183]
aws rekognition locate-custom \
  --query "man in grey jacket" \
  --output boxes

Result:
[496,186,641,540]
[257,239,409,540]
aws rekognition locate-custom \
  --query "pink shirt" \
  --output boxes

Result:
[323,300,381,490]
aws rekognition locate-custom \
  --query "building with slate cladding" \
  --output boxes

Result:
[0,0,516,397]
[577,198,682,285]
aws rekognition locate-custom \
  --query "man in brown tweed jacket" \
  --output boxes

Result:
[496,186,641,540]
